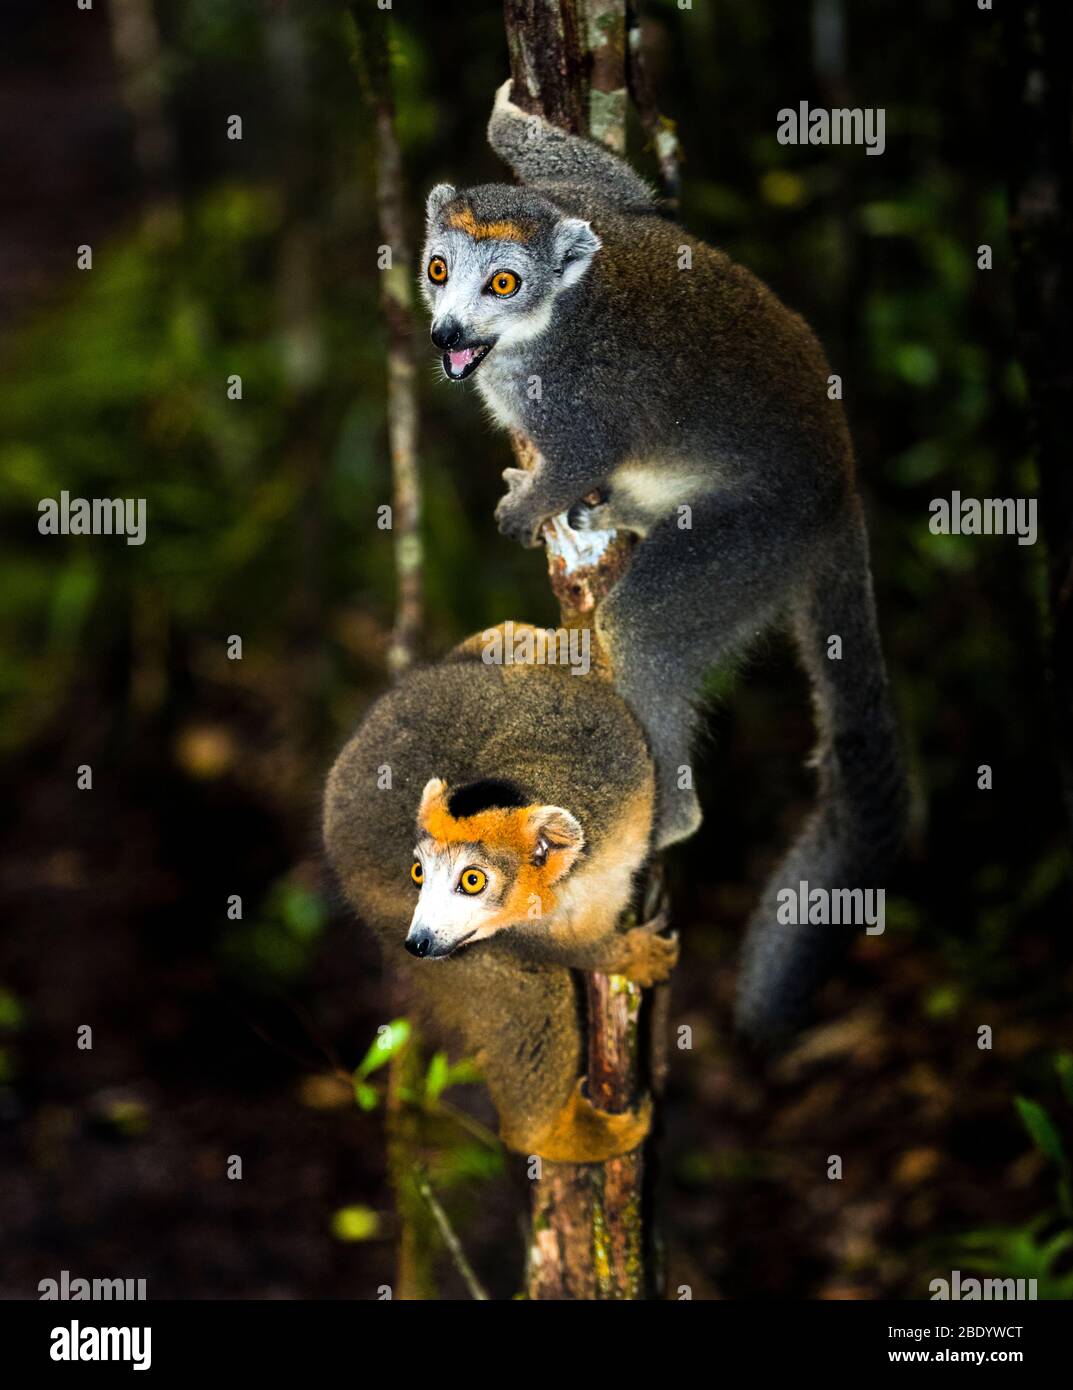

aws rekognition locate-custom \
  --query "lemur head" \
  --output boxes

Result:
[405,776,584,958]
[419,183,601,381]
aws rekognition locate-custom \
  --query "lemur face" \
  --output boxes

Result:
[404,777,584,958]
[420,184,601,381]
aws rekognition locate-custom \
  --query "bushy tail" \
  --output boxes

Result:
[735,503,907,1043]
[486,79,657,210]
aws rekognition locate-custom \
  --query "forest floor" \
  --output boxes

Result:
[2,712,1066,1301]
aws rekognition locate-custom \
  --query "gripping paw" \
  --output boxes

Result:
[495,482,547,549]
[607,919,679,988]
[506,1078,653,1162]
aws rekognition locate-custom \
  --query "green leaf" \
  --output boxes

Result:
[425,1051,450,1101]
[279,884,326,941]
[1055,1053,1073,1109]
[1015,1097,1068,1169]
[353,1080,379,1112]
[445,1057,482,1088]
[0,989,24,1031]
[354,1018,411,1081]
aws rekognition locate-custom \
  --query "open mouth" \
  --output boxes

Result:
[443,342,492,381]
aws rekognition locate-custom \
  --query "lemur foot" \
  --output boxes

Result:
[606,918,679,987]
[505,1078,652,1162]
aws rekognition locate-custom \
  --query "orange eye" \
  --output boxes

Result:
[489,270,519,297]
[411,860,423,886]
[427,257,448,285]
[458,867,487,895]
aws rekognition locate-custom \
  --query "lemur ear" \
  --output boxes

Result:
[417,777,449,829]
[426,183,456,225]
[527,806,585,880]
[553,218,601,288]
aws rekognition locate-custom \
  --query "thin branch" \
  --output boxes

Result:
[433,1097,503,1152]
[349,3,423,674]
[416,1172,490,1301]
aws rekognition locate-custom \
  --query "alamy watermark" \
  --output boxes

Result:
[39,1269,147,1300]
[776,880,885,934]
[481,620,591,677]
[777,101,885,156]
[38,491,147,546]
[929,492,1037,546]
[49,1323,151,1371]
[930,1270,1037,1301]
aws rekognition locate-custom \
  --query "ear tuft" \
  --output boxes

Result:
[553,217,601,288]
[417,777,449,829]
[527,805,585,879]
[426,183,457,225]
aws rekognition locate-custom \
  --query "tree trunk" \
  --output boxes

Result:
[505,4,671,1301]
[1005,0,1073,841]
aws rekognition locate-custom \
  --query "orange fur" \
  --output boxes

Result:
[446,208,531,242]
[418,783,569,923]
[501,1078,652,1161]
[421,797,530,854]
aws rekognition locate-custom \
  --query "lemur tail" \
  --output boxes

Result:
[734,500,907,1043]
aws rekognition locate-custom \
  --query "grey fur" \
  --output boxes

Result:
[485,80,657,212]
[419,82,907,1042]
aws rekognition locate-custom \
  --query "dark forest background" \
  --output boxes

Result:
[1,0,1071,1299]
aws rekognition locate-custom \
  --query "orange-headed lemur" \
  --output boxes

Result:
[417,82,906,1040]
[324,626,675,1161]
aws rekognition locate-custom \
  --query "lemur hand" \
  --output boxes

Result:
[495,472,548,548]
[566,489,610,532]
[605,919,679,988]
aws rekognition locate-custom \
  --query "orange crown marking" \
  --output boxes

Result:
[421,797,534,858]
[446,207,531,242]
[418,787,562,920]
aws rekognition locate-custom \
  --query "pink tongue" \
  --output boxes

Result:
[449,347,476,372]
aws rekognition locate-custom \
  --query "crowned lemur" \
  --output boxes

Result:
[417,82,906,1039]
[325,624,672,1160]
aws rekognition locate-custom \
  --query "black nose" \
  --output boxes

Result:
[405,928,432,958]
[431,318,463,351]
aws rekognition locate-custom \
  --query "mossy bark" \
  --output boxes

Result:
[503,0,666,1302]
[502,14,669,1292]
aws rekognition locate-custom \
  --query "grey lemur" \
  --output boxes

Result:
[418,82,906,1039]
[324,625,674,1160]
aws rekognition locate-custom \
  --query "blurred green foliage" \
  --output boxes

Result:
[947,1222,1073,1301]
[946,1056,1073,1298]
[3,0,1071,1298]
[220,876,328,987]
[352,1017,411,1109]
